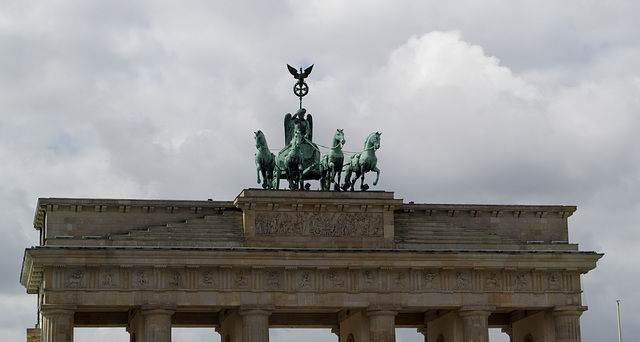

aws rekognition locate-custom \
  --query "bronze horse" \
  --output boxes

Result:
[342,132,381,191]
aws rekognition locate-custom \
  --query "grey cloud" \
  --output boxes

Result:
[2,1,639,341]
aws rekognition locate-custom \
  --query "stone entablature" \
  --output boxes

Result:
[34,190,578,250]
[21,190,602,342]
[23,247,596,302]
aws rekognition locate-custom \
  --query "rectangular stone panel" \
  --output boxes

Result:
[254,211,383,237]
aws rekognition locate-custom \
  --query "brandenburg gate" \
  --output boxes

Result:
[20,190,601,342]
[20,66,601,341]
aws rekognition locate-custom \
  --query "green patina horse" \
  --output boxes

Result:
[342,132,381,191]
[281,130,305,190]
[320,129,346,191]
[254,130,276,189]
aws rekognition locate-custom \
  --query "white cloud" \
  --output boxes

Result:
[2,1,639,341]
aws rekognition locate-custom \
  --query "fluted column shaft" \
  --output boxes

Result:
[238,305,273,342]
[553,306,586,342]
[367,307,398,342]
[41,305,76,342]
[459,308,493,342]
[141,308,175,342]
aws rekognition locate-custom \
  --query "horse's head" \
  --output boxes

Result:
[254,130,267,149]
[365,131,381,151]
[334,128,346,147]
[292,130,303,147]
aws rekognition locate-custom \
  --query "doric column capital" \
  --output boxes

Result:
[552,306,587,317]
[139,304,177,316]
[458,306,495,318]
[40,304,77,316]
[366,305,401,317]
[238,304,275,317]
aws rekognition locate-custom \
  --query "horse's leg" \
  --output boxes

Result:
[261,169,268,188]
[328,161,335,189]
[274,168,280,190]
[299,161,304,190]
[373,166,380,186]
[256,163,262,184]
[359,166,367,191]
[286,166,294,190]
[351,172,358,191]
[341,164,351,191]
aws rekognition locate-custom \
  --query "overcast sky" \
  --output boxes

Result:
[2,1,639,341]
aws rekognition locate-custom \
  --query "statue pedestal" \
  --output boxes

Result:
[234,189,402,249]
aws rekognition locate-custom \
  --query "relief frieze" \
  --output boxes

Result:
[328,271,346,289]
[546,272,562,290]
[255,211,383,237]
[234,270,249,288]
[297,272,313,289]
[361,269,378,288]
[423,271,441,290]
[455,272,471,290]
[65,269,86,288]
[51,265,557,295]
[265,270,283,289]
[393,271,408,289]
[168,270,184,288]
[134,269,152,289]
[514,272,530,291]
[99,269,120,288]
[485,272,502,290]
[200,269,219,288]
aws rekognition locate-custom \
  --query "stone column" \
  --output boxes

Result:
[40,304,76,342]
[553,306,587,342]
[458,306,494,342]
[238,305,274,342]
[140,306,175,342]
[367,306,399,342]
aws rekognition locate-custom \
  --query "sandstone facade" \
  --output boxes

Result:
[20,190,602,342]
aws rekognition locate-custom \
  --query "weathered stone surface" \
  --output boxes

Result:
[20,190,601,342]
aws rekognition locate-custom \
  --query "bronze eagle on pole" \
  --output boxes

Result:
[287,64,314,108]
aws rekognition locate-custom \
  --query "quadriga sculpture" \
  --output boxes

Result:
[254,130,276,189]
[342,132,381,191]
[282,131,305,190]
[320,129,346,191]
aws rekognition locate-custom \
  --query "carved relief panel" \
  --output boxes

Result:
[167,269,185,288]
[392,270,409,290]
[327,270,347,290]
[264,269,283,290]
[297,270,314,290]
[200,268,220,288]
[454,271,472,290]
[423,270,441,290]
[514,272,531,291]
[360,269,379,289]
[99,268,120,289]
[255,212,383,237]
[546,271,563,290]
[133,268,153,289]
[484,271,502,291]
[64,268,86,289]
